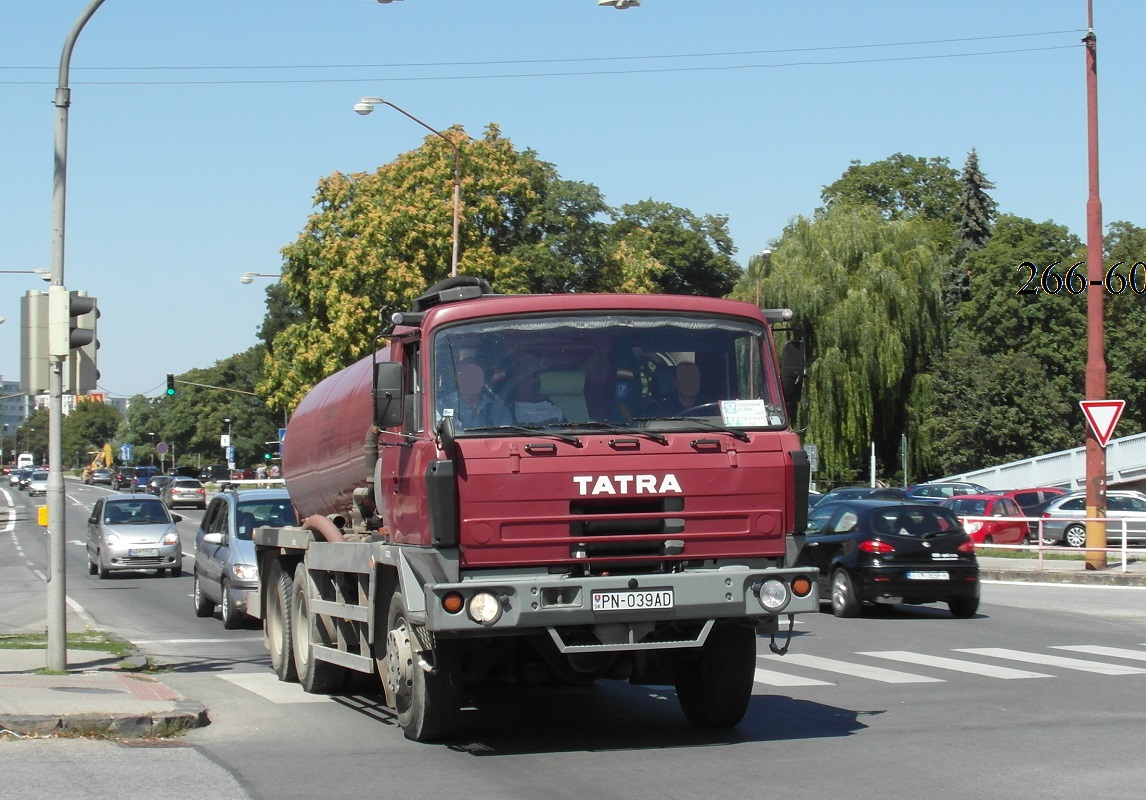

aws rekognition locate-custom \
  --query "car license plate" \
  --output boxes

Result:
[906,571,949,580]
[591,589,674,611]
[129,548,159,557]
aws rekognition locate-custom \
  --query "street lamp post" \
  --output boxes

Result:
[240,272,281,285]
[354,97,462,278]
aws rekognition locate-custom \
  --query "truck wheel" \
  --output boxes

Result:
[221,581,243,630]
[291,562,349,694]
[193,573,215,618]
[674,623,756,729]
[383,591,459,742]
[266,560,297,682]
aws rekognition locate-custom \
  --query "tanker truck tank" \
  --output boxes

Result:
[282,348,387,522]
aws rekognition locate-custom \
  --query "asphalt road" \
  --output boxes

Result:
[4,480,1146,799]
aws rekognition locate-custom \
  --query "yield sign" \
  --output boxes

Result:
[1080,400,1126,448]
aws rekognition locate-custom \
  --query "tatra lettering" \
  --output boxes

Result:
[572,474,683,496]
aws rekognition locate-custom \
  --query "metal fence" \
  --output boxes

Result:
[956,514,1143,574]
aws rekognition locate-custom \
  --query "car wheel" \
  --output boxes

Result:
[983,535,994,545]
[948,596,980,618]
[1064,523,1087,548]
[97,554,110,580]
[830,568,861,618]
[170,564,183,578]
[221,581,243,629]
[87,555,97,576]
[193,573,216,618]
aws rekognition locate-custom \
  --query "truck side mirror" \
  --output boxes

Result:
[780,340,806,414]
[373,361,404,428]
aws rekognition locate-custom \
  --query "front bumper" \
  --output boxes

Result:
[422,565,819,635]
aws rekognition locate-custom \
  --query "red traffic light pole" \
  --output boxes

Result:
[1083,1,1107,571]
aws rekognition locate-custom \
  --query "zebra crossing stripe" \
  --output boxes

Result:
[753,666,833,687]
[858,650,1052,679]
[956,647,1146,675]
[759,653,942,683]
[1051,645,1146,662]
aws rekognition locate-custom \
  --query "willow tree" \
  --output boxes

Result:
[751,205,946,482]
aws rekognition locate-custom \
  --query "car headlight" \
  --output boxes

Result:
[231,563,258,581]
[103,533,121,546]
[162,531,179,546]
[757,578,791,612]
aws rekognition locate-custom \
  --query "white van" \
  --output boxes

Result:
[16,453,35,469]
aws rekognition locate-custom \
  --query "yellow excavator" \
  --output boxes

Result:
[82,443,115,483]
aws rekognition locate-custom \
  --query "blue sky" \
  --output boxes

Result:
[2,1,1142,400]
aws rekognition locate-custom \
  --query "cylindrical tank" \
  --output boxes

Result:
[282,349,384,520]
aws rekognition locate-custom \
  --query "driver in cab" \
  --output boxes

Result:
[438,358,513,430]
[647,361,704,416]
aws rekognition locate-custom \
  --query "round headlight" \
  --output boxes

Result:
[757,579,790,612]
[467,592,503,625]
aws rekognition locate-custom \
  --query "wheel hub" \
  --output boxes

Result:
[387,622,415,700]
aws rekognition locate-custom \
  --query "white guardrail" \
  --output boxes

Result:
[956,515,1144,573]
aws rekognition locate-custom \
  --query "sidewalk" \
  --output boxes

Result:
[0,561,208,740]
[2,554,1144,740]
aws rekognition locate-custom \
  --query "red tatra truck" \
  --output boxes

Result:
[254,277,817,741]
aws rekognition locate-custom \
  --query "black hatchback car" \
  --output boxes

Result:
[797,500,980,619]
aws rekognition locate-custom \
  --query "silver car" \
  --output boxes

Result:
[26,470,48,497]
[193,488,298,628]
[1040,490,1146,548]
[86,494,184,578]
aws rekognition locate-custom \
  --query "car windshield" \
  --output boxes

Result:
[870,506,962,538]
[105,500,170,525]
[431,312,787,436]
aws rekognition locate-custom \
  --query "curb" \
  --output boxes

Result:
[0,700,209,739]
[980,568,1146,587]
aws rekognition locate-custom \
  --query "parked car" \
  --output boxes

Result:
[1040,490,1146,548]
[85,494,184,578]
[940,494,1028,545]
[162,477,207,509]
[813,486,910,507]
[796,500,980,618]
[85,467,113,486]
[192,488,299,628]
[905,481,990,504]
[986,487,1069,539]
[147,475,174,496]
[26,470,49,497]
[198,464,231,483]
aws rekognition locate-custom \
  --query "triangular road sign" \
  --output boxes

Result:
[1080,399,1126,448]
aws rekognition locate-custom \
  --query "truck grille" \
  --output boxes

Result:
[568,497,685,560]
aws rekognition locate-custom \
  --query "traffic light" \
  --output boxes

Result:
[67,295,99,395]
[166,374,176,396]
[20,291,49,394]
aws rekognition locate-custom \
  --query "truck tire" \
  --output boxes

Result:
[674,623,756,729]
[382,591,460,742]
[291,562,349,694]
[265,560,297,682]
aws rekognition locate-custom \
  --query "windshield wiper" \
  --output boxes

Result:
[568,421,669,445]
[633,416,751,443]
[463,424,582,447]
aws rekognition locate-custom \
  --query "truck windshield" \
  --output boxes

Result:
[432,313,786,434]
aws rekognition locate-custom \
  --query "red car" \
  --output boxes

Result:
[941,494,1029,545]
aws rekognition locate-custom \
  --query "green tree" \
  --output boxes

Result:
[745,204,947,481]
[1103,221,1146,435]
[947,149,998,310]
[16,407,50,464]
[63,401,122,471]
[821,153,960,224]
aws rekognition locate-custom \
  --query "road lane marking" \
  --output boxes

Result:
[221,672,335,704]
[1051,645,1146,662]
[859,650,1052,679]
[753,666,833,687]
[758,653,942,683]
[956,647,1146,675]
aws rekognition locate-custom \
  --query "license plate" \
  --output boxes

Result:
[906,571,949,580]
[592,589,674,611]
[129,548,159,557]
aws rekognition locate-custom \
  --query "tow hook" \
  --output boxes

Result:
[769,613,796,655]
